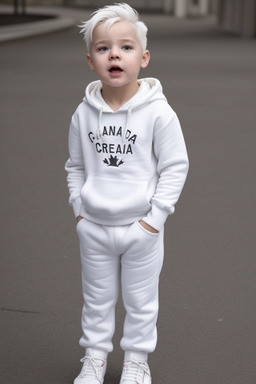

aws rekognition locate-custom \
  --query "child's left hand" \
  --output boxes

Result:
[138,220,159,234]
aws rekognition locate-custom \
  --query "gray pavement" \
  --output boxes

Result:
[1,7,256,384]
[0,5,91,42]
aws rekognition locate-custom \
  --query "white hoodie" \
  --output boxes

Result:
[65,78,189,231]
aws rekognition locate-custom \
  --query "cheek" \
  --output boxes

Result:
[92,57,106,71]
[129,54,144,67]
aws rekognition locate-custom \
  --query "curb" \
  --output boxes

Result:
[0,15,75,43]
[0,6,93,43]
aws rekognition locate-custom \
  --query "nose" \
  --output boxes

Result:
[109,47,120,59]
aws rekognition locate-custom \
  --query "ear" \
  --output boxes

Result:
[87,53,94,71]
[141,50,150,69]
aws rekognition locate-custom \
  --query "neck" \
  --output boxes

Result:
[101,82,139,111]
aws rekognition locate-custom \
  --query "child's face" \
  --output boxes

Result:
[87,21,150,90]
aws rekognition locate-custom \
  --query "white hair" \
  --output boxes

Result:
[80,3,148,52]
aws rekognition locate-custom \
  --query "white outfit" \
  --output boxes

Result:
[65,78,189,354]
[77,220,164,352]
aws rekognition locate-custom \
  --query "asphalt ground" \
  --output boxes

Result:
[1,11,256,384]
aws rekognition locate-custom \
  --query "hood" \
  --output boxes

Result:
[83,77,167,139]
[83,77,166,112]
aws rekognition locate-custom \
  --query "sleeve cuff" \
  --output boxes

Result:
[71,196,83,218]
[142,203,174,232]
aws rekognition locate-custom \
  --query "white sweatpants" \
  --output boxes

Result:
[76,219,164,354]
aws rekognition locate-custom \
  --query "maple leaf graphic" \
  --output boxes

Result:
[103,155,124,167]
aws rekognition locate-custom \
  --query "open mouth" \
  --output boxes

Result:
[109,66,123,73]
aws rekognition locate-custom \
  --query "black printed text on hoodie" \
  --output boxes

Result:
[65,78,189,231]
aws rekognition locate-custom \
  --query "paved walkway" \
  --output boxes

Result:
[1,6,256,384]
[0,5,91,42]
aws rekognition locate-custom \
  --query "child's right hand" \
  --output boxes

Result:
[77,215,84,223]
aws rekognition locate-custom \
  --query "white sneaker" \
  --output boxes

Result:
[120,360,151,384]
[74,356,107,384]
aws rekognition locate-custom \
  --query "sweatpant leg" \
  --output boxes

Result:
[76,219,120,353]
[120,222,164,353]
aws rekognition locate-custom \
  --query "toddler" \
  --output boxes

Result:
[65,3,189,383]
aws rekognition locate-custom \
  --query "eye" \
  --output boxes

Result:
[122,45,132,51]
[97,46,108,52]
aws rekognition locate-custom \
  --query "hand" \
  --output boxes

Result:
[77,215,84,223]
[139,220,158,234]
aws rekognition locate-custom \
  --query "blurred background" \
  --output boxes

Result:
[1,0,256,37]
[1,1,256,384]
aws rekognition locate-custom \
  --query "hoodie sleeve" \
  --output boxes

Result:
[65,114,85,218]
[142,112,189,231]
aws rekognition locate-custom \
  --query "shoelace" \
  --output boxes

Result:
[80,356,105,383]
[122,360,150,383]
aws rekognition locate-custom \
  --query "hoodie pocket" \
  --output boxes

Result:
[80,175,151,218]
